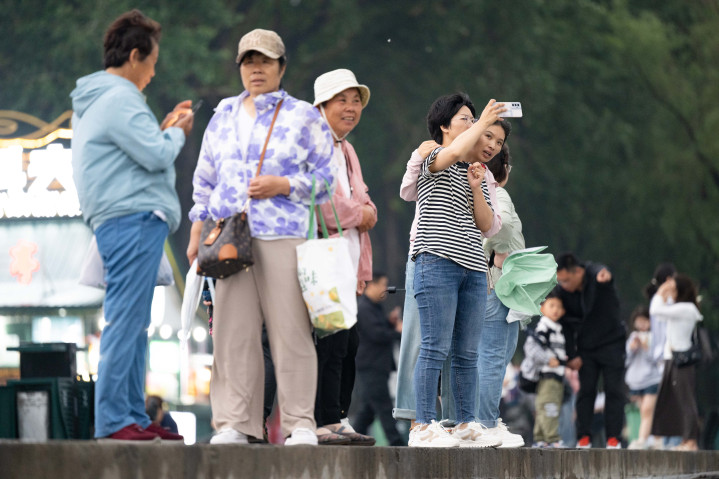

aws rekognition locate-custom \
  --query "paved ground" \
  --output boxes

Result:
[2,441,719,479]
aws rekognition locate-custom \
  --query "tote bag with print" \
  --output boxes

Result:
[296,177,357,338]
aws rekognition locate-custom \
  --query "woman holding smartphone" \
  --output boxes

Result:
[70,9,193,442]
[409,96,509,447]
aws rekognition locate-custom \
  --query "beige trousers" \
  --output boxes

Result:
[210,238,317,439]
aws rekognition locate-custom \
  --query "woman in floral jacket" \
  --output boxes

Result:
[187,29,334,446]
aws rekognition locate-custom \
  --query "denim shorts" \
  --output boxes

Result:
[629,383,659,396]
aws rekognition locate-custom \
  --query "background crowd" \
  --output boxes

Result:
[38,3,719,448]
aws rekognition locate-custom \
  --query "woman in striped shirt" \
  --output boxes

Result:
[409,96,511,447]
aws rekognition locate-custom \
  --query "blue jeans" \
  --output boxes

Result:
[413,253,487,424]
[393,257,453,421]
[94,212,168,437]
[475,289,519,427]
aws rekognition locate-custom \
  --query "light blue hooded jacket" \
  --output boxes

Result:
[70,71,185,232]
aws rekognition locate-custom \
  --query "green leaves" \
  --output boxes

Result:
[3,0,719,327]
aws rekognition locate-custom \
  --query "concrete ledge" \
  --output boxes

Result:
[2,441,719,479]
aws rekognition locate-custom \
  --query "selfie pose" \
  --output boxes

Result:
[410,95,508,447]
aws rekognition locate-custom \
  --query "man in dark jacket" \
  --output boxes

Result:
[555,252,626,449]
[351,272,404,445]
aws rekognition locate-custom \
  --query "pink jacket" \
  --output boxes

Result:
[319,140,377,289]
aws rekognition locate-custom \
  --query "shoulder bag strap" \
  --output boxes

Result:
[240,99,283,213]
[255,99,284,177]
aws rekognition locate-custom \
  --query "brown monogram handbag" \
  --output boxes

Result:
[196,99,283,279]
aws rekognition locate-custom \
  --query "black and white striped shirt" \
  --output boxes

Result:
[411,147,491,272]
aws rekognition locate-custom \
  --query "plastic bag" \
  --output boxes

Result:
[79,235,174,288]
[180,259,204,347]
[494,246,557,316]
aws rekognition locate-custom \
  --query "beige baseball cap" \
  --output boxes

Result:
[236,29,285,63]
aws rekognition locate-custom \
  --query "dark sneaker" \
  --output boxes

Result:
[145,423,184,442]
[98,423,160,443]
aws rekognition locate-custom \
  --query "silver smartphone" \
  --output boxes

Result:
[191,99,204,115]
[498,102,522,118]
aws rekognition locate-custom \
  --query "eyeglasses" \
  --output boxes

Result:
[454,115,477,126]
[505,164,512,173]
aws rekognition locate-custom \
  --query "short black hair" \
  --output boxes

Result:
[544,289,562,302]
[237,50,287,68]
[495,119,512,143]
[556,252,582,272]
[426,93,476,143]
[103,9,161,69]
[643,262,676,299]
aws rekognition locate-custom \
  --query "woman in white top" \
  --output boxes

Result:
[649,274,703,451]
[474,144,526,448]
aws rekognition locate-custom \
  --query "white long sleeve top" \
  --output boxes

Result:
[649,294,703,360]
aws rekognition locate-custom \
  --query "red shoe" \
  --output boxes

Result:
[98,423,159,443]
[606,437,622,449]
[145,423,184,442]
[577,435,591,449]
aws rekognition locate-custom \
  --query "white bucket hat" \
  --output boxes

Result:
[313,69,370,108]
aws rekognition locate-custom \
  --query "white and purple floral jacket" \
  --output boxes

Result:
[189,89,335,238]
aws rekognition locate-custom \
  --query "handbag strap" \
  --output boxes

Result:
[240,99,284,213]
[255,99,284,177]
[307,175,342,240]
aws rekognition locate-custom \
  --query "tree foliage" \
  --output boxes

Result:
[3,0,719,329]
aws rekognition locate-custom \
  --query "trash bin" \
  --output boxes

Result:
[7,342,77,379]
[3,343,93,440]
[0,385,16,439]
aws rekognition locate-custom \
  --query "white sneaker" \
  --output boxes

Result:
[408,420,460,448]
[285,427,318,446]
[210,428,248,445]
[483,419,524,448]
[452,422,502,448]
[628,439,647,450]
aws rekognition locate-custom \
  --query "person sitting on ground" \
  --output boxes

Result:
[146,395,179,435]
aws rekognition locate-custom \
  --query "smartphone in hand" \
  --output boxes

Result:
[191,99,204,115]
[498,102,522,118]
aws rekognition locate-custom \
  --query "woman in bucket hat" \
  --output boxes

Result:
[311,69,379,445]
[187,28,335,446]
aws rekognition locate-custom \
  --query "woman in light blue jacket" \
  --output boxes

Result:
[70,9,193,442]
